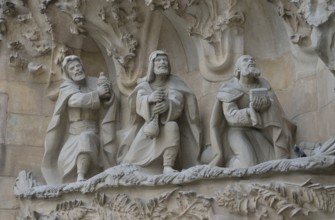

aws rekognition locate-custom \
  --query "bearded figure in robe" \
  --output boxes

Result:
[118,50,201,174]
[41,55,117,184]
[209,55,296,168]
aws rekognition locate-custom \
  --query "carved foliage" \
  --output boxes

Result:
[14,171,40,198]
[97,0,141,67]
[145,0,179,11]
[15,167,335,219]
[18,190,216,220]
[0,17,6,38]
[93,193,144,220]
[0,0,16,17]
[295,0,335,27]
[95,191,214,219]
[216,179,335,220]
[145,0,244,44]
[269,0,335,73]
[0,0,52,76]
[55,200,92,220]
[46,0,141,68]
[0,0,16,39]
[170,191,214,219]
[269,0,312,45]
[9,53,28,69]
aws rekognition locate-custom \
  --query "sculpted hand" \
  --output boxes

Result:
[148,90,166,103]
[259,96,271,111]
[153,100,169,115]
[251,96,271,112]
[98,84,110,99]
[251,96,261,110]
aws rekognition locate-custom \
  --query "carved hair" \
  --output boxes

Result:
[146,50,171,83]
[62,55,84,79]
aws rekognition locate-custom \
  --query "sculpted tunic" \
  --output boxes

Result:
[210,77,296,168]
[42,77,117,184]
[118,75,201,170]
[122,83,184,166]
[58,86,100,180]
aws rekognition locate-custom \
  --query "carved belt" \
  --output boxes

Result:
[69,120,98,135]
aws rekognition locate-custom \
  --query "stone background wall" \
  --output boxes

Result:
[1,0,335,219]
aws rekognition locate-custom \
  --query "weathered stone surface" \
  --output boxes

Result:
[244,0,291,59]
[295,111,320,143]
[0,145,44,180]
[292,46,319,79]
[0,93,8,145]
[0,177,18,209]
[258,53,295,90]
[292,75,318,116]
[0,210,16,220]
[6,113,50,147]
[318,101,335,141]
[6,81,46,115]
[316,60,335,109]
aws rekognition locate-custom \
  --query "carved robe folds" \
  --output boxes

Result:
[42,77,117,185]
[118,75,201,171]
[210,77,296,168]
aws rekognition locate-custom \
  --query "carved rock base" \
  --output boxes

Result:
[15,156,335,220]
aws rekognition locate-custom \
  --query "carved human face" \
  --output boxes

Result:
[153,55,169,76]
[239,55,260,78]
[66,60,86,82]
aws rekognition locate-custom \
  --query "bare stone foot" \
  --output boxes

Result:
[77,174,86,182]
[163,166,178,174]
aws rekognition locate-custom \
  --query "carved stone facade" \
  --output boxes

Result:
[1,0,335,219]
[14,159,335,219]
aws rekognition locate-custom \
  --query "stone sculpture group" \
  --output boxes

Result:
[41,51,296,185]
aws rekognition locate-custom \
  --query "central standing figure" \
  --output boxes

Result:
[119,50,201,174]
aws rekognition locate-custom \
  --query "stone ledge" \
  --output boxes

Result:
[14,156,335,220]
[14,155,335,199]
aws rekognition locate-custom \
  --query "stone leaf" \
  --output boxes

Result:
[14,170,39,197]
[170,191,214,219]
[95,193,145,220]
[145,189,176,219]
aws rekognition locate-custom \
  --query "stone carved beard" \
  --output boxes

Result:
[240,66,261,78]
[67,66,86,83]
[154,62,169,76]
[71,70,86,82]
[154,68,169,76]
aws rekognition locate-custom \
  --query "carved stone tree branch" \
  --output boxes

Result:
[41,0,167,95]
[0,0,16,40]
[0,0,52,77]
[269,0,312,45]
[145,0,246,81]
[269,0,335,74]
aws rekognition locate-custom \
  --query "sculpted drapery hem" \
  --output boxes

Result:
[117,75,201,170]
[209,77,296,167]
[41,77,117,185]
